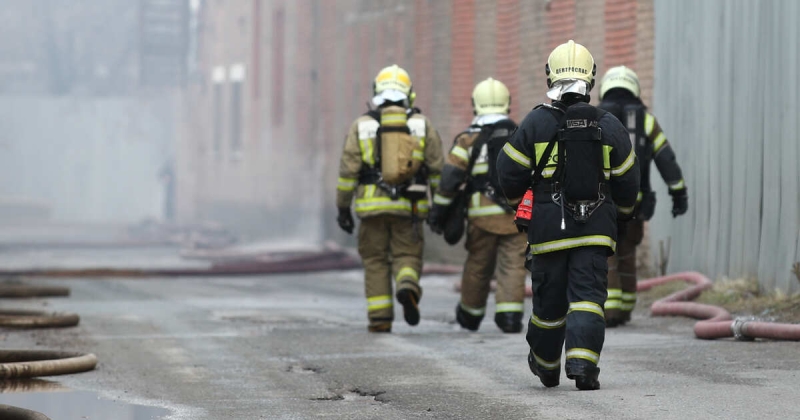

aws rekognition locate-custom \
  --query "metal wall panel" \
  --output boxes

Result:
[652,0,800,292]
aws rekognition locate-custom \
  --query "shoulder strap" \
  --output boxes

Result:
[530,104,566,185]
[467,125,494,174]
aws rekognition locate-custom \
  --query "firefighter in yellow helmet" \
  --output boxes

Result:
[497,41,640,390]
[597,65,688,327]
[336,64,444,333]
[427,78,527,333]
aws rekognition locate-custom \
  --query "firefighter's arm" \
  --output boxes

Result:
[432,133,471,206]
[648,114,686,194]
[336,121,362,209]
[496,115,535,202]
[423,118,445,194]
[605,115,640,218]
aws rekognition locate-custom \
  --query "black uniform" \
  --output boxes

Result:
[496,99,639,388]
[598,88,687,325]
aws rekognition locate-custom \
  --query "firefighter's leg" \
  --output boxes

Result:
[619,219,644,324]
[604,222,626,327]
[389,216,424,326]
[564,245,608,390]
[456,224,498,331]
[493,231,527,333]
[357,216,393,332]
[526,250,569,387]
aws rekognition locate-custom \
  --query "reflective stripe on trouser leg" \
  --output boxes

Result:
[616,222,639,317]
[494,230,528,311]
[358,217,393,325]
[389,216,424,299]
[605,254,622,320]
[565,246,608,369]
[526,250,569,367]
[461,224,498,310]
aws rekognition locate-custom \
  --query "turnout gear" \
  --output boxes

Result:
[497,41,640,389]
[337,67,444,331]
[432,79,527,333]
[337,207,355,234]
[598,66,688,326]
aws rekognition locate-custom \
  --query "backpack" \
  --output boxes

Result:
[468,119,517,211]
[374,105,424,185]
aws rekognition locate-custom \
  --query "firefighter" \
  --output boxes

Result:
[336,65,445,333]
[597,65,688,327]
[428,78,527,334]
[496,41,640,390]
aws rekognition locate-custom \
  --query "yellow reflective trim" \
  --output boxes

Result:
[451,146,470,163]
[354,197,413,212]
[604,300,623,310]
[397,267,419,282]
[611,149,635,177]
[365,185,377,198]
[472,192,481,208]
[380,113,408,125]
[669,179,685,191]
[468,205,507,217]
[529,235,616,254]
[433,194,453,206]
[533,352,561,370]
[412,150,425,161]
[568,301,605,318]
[620,302,635,311]
[565,348,600,364]
[653,132,667,152]
[367,295,393,311]
[607,289,622,299]
[359,137,376,166]
[644,113,655,136]
[460,302,486,316]
[337,177,358,191]
[603,145,612,170]
[495,302,524,313]
[636,191,643,203]
[618,204,635,215]
[622,292,637,302]
[530,314,566,329]
[429,175,440,188]
[472,162,489,175]
[502,142,532,169]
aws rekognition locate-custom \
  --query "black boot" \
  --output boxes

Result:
[396,289,420,326]
[566,363,600,390]
[528,350,560,387]
[495,312,523,333]
[455,303,483,331]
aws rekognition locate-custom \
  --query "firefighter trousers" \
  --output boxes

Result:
[459,224,527,324]
[605,219,644,324]
[358,215,424,328]
[526,245,608,376]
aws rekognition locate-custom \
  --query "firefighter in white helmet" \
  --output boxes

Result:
[428,77,527,333]
[336,64,444,333]
[497,41,640,390]
[597,65,688,327]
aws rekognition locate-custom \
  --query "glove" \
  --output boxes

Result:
[337,207,354,234]
[670,188,688,218]
[427,204,446,235]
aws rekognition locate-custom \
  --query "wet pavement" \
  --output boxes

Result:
[0,386,168,419]
[0,247,799,419]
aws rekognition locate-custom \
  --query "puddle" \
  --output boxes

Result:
[0,383,168,419]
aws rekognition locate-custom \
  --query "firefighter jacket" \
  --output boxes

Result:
[496,102,640,255]
[597,96,686,207]
[337,108,444,219]
[433,114,518,235]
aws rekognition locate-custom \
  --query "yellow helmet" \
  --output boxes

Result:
[374,64,412,96]
[599,65,640,99]
[545,40,596,99]
[471,77,510,116]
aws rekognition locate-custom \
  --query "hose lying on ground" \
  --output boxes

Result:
[0,309,80,329]
[0,350,97,379]
[638,271,800,341]
[0,284,70,298]
[0,405,51,420]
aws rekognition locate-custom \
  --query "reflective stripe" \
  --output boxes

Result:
[565,348,600,364]
[604,300,623,310]
[397,267,419,282]
[367,295,393,311]
[429,175,441,188]
[359,137,375,166]
[451,146,470,163]
[502,143,532,169]
[607,289,622,299]
[529,235,616,254]
[669,179,685,191]
[644,113,655,136]
[636,191,643,203]
[407,118,426,141]
[337,177,358,191]
[620,302,636,311]
[530,314,566,329]
[412,150,425,161]
[472,162,489,175]
[380,113,408,125]
[653,132,667,152]
[533,352,561,370]
[460,302,486,316]
[603,145,612,179]
[433,194,453,206]
[611,149,636,176]
[622,292,637,302]
[365,185,377,198]
[355,197,413,212]
[468,205,507,217]
[618,204,635,215]
[495,302,524,313]
[569,301,605,318]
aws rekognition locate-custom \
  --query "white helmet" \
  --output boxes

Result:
[372,64,414,106]
[545,40,596,100]
[599,65,641,99]
[471,77,510,116]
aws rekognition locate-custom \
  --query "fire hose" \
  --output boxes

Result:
[0,404,51,420]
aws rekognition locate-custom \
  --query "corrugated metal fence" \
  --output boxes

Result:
[651,0,800,292]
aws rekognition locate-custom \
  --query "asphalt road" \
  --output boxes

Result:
[1,249,799,419]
